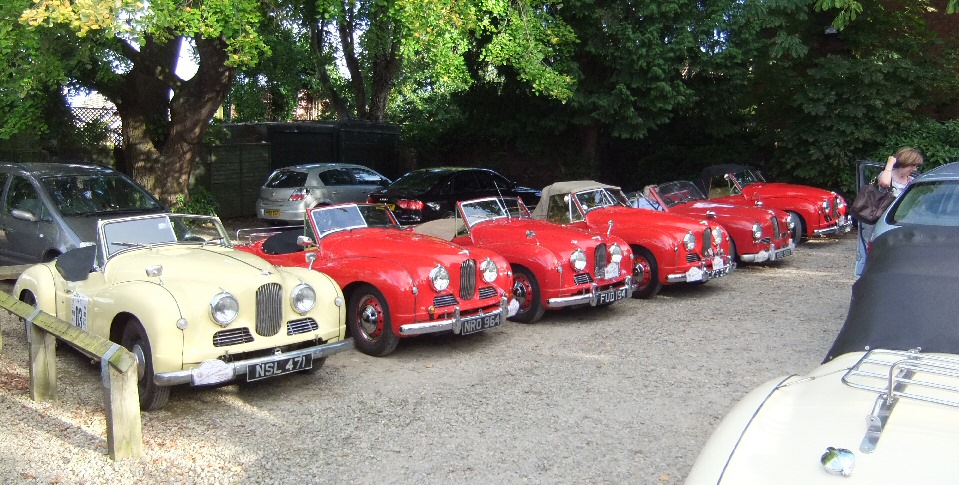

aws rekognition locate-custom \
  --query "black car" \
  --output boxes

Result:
[367,167,541,225]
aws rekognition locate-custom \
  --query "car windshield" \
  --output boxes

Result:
[731,169,765,187]
[889,180,959,227]
[309,204,399,238]
[459,197,529,227]
[100,214,230,258]
[40,174,164,216]
[264,170,308,188]
[573,188,628,213]
[387,170,447,192]
[652,181,707,207]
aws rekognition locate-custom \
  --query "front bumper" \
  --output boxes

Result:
[154,338,354,387]
[740,241,796,263]
[546,276,633,309]
[813,215,853,236]
[399,297,509,336]
[666,256,734,283]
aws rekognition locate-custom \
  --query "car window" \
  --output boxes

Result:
[6,176,45,219]
[545,193,584,223]
[453,172,483,192]
[389,170,446,192]
[40,174,163,215]
[265,170,308,188]
[350,167,388,185]
[474,171,512,191]
[707,175,739,197]
[318,168,353,186]
[102,216,178,256]
[890,180,959,227]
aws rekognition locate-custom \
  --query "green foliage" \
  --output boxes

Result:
[171,186,219,216]
[816,0,959,30]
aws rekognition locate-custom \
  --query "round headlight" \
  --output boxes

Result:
[683,232,696,251]
[609,243,623,263]
[751,223,762,241]
[712,228,723,246]
[210,292,239,326]
[479,257,498,283]
[291,283,316,314]
[570,249,587,271]
[430,265,450,292]
[822,199,831,212]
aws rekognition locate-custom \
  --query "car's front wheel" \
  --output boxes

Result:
[631,247,662,299]
[121,319,170,411]
[510,267,545,324]
[348,285,399,357]
[788,211,805,245]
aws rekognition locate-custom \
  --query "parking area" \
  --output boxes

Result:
[0,233,857,483]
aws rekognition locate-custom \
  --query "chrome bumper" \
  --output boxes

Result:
[399,297,508,336]
[666,258,734,283]
[154,338,355,387]
[546,276,633,309]
[814,216,854,236]
[740,241,796,263]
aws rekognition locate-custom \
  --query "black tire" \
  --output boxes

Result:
[787,211,805,246]
[631,247,662,299]
[348,285,399,357]
[302,357,327,374]
[121,319,170,411]
[510,267,546,323]
[18,291,36,333]
[728,238,738,264]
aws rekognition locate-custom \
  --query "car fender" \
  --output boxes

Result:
[324,257,419,319]
[611,225,682,267]
[685,374,795,485]
[753,196,822,233]
[273,265,347,339]
[13,263,58,311]
[481,242,563,293]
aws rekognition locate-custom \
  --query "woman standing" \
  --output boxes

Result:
[855,147,924,276]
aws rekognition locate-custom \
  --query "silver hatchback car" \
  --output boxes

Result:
[0,162,166,264]
[256,163,391,224]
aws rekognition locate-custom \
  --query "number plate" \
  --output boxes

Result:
[459,313,502,335]
[247,354,312,381]
[264,209,281,217]
[598,287,628,304]
[772,247,792,260]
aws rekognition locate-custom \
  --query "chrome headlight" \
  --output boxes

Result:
[751,223,762,241]
[430,265,450,292]
[609,243,623,264]
[291,283,316,315]
[479,257,498,283]
[683,232,696,251]
[570,248,587,271]
[210,292,239,326]
[822,199,831,213]
[712,228,723,246]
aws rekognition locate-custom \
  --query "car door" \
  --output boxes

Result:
[1,175,50,263]
[348,167,390,201]
[855,160,886,273]
[317,168,354,203]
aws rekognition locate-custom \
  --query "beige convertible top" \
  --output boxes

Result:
[531,180,620,219]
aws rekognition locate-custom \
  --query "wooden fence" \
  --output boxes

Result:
[0,290,143,460]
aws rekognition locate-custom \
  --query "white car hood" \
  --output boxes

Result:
[693,352,959,484]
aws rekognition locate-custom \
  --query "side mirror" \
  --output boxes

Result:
[11,208,38,222]
[305,251,317,270]
[297,235,315,247]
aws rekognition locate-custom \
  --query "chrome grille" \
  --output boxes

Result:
[434,294,457,308]
[686,253,701,263]
[574,273,593,285]
[770,216,781,238]
[460,259,476,300]
[213,328,254,347]
[287,318,318,335]
[478,286,497,299]
[593,244,608,279]
[256,283,283,337]
[702,228,712,255]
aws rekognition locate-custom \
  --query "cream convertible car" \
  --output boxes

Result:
[687,225,959,483]
[14,213,352,410]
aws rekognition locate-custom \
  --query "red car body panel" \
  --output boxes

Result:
[235,205,513,342]
[642,182,795,263]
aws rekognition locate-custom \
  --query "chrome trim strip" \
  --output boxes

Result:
[154,338,355,386]
[398,297,508,336]
[814,216,853,236]
[546,277,632,308]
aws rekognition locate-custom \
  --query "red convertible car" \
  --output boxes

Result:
[413,197,633,324]
[694,164,852,243]
[235,203,514,356]
[531,181,733,299]
[640,181,795,264]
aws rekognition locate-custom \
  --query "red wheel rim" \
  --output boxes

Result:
[512,274,534,314]
[634,257,652,288]
[356,294,385,341]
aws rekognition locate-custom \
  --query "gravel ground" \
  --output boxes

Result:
[0,226,858,484]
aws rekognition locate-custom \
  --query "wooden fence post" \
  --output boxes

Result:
[102,344,143,460]
[28,319,57,402]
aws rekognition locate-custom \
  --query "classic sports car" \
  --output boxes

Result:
[413,197,633,323]
[686,225,959,484]
[694,164,852,243]
[13,213,351,410]
[531,181,733,299]
[235,203,514,356]
[640,181,795,264]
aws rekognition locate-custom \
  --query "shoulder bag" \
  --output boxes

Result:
[849,180,895,225]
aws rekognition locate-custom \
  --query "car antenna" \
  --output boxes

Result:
[493,180,510,221]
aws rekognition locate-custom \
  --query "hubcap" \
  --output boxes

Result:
[131,343,146,381]
[634,259,651,288]
[512,277,532,312]
[357,297,383,340]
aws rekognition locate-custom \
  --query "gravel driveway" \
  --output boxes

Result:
[0,230,858,484]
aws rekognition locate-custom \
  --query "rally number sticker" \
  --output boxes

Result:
[71,293,89,330]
